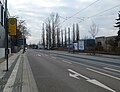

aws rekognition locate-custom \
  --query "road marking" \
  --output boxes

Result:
[68,69,89,80]
[106,64,120,69]
[87,68,120,81]
[104,67,120,73]
[45,54,49,56]
[70,60,120,80]
[68,69,116,92]
[87,79,116,92]
[37,54,41,56]
[63,60,72,64]
[69,73,80,79]
[51,56,56,59]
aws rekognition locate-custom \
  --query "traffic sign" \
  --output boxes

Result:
[17,38,26,45]
[8,18,17,36]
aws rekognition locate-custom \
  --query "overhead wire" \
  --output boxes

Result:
[59,0,101,26]
[78,3,120,24]
[63,3,120,29]
[87,3,120,19]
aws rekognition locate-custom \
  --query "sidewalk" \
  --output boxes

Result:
[0,51,38,92]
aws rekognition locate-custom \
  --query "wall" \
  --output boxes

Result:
[0,25,5,47]
[95,36,117,51]
[0,48,5,58]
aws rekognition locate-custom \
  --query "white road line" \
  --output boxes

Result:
[87,68,120,81]
[104,67,120,73]
[69,73,80,79]
[45,54,49,56]
[37,54,41,56]
[106,64,120,69]
[63,60,72,64]
[68,69,116,92]
[51,57,56,59]
[87,79,116,92]
[40,53,44,56]
[68,69,90,80]
[70,60,120,80]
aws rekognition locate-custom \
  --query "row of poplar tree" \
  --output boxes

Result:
[41,13,80,49]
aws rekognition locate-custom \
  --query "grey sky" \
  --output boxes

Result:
[8,0,120,44]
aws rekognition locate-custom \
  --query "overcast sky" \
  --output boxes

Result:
[7,0,120,44]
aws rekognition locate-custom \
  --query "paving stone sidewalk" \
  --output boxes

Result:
[0,50,39,92]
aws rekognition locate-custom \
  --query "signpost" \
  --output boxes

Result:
[5,0,8,71]
[17,38,26,45]
[5,16,17,71]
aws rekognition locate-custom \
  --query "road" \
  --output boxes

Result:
[26,49,120,92]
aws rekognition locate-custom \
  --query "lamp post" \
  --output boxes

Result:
[5,0,8,71]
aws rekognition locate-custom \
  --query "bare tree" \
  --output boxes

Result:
[45,17,51,49]
[16,17,31,39]
[68,27,70,49]
[61,29,63,47]
[73,24,75,42]
[76,23,80,41]
[89,22,99,55]
[89,22,99,39]
[50,13,60,48]
[57,28,60,47]
[42,23,45,49]
[44,13,60,49]
[64,28,67,47]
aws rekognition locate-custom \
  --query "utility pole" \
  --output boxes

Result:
[114,11,120,47]
[5,0,8,71]
[23,31,25,53]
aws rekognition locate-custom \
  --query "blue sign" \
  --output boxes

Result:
[17,38,26,45]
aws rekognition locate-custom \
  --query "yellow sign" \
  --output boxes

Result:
[8,18,17,36]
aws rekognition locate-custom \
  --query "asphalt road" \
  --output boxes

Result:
[26,49,120,92]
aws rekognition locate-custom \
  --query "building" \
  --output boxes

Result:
[0,1,5,58]
[95,36,117,51]
[0,1,11,58]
